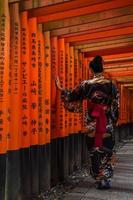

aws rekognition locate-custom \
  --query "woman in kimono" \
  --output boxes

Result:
[56,55,119,189]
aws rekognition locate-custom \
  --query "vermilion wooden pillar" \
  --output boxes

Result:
[0,0,10,199]
[51,36,59,186]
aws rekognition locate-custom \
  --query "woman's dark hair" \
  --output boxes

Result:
[89,55,103,73]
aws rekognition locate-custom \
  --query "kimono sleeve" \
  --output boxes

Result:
[61,81,89,113]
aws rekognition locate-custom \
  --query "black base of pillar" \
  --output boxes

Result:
[20,147,31,200]
[0,154,6,200]
[57,137,69,182]
[39,143,51,192]
[51,139,58,186]
[6,150,21,200]
[68,134,75,174]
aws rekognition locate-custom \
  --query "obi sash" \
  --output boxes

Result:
[90,103,107,147]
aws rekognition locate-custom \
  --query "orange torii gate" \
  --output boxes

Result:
[0,0,133,200]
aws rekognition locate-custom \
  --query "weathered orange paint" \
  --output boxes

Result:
[57,38,66,137]
[29,0,109,18]
[9,3,21,151]
[20,11,30,148]
[53,18,133,37]
[65,43,70,136]
[51,36,58,139]
[65,26,133,43]
[38,24,46,144]
[29,17,39,146]
[78,52,84,131]
[74,49,80,132]
[84,46,133,57]
[37,0,133,23]
[103,52,133,60]
[69,46,75,133]
[0,0,10,154]
[44,31,51,143]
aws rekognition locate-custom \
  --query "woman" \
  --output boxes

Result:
[56,55,119,189]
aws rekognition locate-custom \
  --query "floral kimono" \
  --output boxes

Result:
[61,74,119,188]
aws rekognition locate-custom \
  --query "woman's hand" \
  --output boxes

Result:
[55,76,63,91]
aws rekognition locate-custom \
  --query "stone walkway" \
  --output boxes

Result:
[63,141,133,200]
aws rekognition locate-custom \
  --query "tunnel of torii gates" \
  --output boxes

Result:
[0,0,133,199]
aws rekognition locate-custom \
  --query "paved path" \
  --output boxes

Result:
[63,141,133,200]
